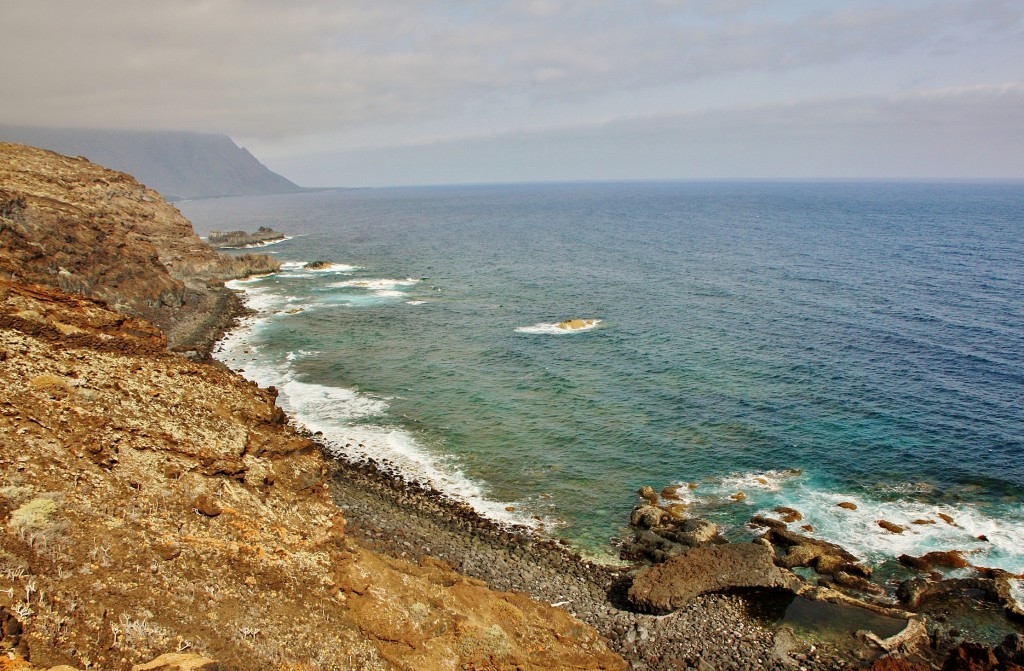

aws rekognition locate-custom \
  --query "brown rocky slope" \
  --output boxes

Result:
[0,277,624,671]
[0,142,279,353]
[0,145,626,670]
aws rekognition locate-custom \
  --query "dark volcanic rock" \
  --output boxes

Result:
[628,543,802,614]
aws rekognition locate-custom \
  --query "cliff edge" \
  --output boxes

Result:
[0,126,302,201]
[0,142,279,352]
[0,145,626,671]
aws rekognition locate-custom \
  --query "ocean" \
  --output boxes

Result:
[179,181,1024,575]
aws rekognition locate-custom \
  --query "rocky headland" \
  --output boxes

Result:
[0,142,279,355]
[1,142,1020,671]
[206,227,286,249]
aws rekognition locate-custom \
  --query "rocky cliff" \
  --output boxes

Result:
[0,142,279,352]
[0,145,626,671]
[0,126,301,201]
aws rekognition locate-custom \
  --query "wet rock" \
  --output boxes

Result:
[878,520,906,534]
[898,551,970,572]
[766,528,859,571]
[897,577,1000,610]
[998,633,1024,664]
[837,502,858,511]
[749,515,788,532]
[815,554,872,578]
[670,518,721,546]
[775,506,803,522]
[937,513,957,525]
[638,485,660,505]
[628,543,802,614]
[630,505,667,529]
[833,570,886,595]
[859,618,929,658]
[939,643,1006,671]
[661,485,684,500]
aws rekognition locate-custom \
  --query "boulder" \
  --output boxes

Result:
[637,486,659,505]
[131,654,219,671]
[192,494,223,517]
[766,528,859,572]
[661,485,684,500]
[630,505,666,529]
[897,551,969,572]
[628,543,802,614]
[837,502,858,511]
[878,520,905,534]
[775,506,803,522]
[670,517,721,546]
[750,515,788,532]
[815,554,872,578]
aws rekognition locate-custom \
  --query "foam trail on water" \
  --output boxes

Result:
[515,319,602,335]
[217,273,538,529]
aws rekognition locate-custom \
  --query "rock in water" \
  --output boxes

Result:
[877,520,906,534]
[556,318,597,330]
[627,543,802,614]
[637,485,660,505]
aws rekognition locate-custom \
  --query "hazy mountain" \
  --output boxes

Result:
[0,125,301,200]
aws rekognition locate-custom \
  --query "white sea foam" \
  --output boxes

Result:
[685,470,1024,572]
[215,276,539,530]
[406,300,428,306]
[329,278,420,291]
[515,319,602,335]
[277,260,360,275]
[214,233,294,248]
[1011,579,1024,611]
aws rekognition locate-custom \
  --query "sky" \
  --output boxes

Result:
[3,0,1023,187]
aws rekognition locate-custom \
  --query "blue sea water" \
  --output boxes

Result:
[179,181,1024,572]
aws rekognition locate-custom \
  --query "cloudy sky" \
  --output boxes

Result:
[3,0,1023,186]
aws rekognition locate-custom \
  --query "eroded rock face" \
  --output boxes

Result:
[0,280,625,671]
[0,142,279,349]
[628,544,802,614]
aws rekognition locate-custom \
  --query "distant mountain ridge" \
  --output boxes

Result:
[0,125,301,200]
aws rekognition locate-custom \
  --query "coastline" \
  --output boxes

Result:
[317,440,854,670]
[210,265,1023,670]
[208,278,859,670]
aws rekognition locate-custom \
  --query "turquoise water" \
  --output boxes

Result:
[179,182,1024,572]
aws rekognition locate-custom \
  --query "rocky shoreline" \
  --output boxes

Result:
[308,435,1024,670]
[318,452,848,670]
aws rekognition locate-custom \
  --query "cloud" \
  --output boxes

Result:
[265,84,1024,185]
[2,0,1021,142]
